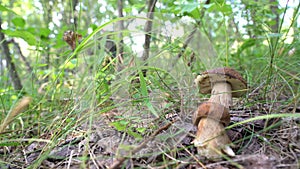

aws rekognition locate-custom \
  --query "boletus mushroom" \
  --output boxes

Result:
[193,67,247,158]
[195,67,247,108]
[192,102,234,158]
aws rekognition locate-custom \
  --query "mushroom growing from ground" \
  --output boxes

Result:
[193,67,247,158]
[192,102,234,158]
[195,67,247,108]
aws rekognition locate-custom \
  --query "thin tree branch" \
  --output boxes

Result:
[177,0,210,59]
[171,0,210,69]
[231,17,242,40]
[176,27,198,60]
[124,3,146,29]
[10,40,40,84]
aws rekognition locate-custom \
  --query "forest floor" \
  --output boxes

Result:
[2,89,299,169]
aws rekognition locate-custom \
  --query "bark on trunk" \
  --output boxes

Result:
[270,0,279,33]
[141,0,157,76]
[117,0,125,70]
[0,17,23,90]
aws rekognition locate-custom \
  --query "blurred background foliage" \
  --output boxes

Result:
[0,0,298,118]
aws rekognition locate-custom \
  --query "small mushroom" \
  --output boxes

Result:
[194,67,247,108]
[192,102,235,158]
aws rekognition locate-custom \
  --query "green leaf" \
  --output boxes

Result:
[36,63,48,68]
[39,28,51,37]
[0,141,20,146]
[139,70,158,117]
[64,58,77,69]
[2,30,36,46]
[127,128,142,140]
[226,113,300,129]
[110,120,129,131]
[0,4,17,15]
[12,17,26,28]
[179,3,201,19]
[136,127,146,134]
[124,6,132,13]
[238,39,256,54]
[132,3,145,9]
[139,71,148,98]
[189,9,201,19]
[89,24,98,31]
[26,27,36,34]
[181,3,198,13]
[214,0,226,3]
[207,3,232,15]
[219,4,232,15]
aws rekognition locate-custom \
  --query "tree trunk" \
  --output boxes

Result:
[270,0,279,33]
[41,0,53,82]
[141,0,157,76]
[0,17,23,91]
[72,0,79,30]
[117,0,125,70]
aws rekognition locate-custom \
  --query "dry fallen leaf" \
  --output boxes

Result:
[63,30,83,50]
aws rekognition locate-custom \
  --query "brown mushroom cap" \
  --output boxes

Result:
[193,102,230,126]
[195,67,247,97]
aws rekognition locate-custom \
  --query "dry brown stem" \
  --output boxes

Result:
[0,96,32,133]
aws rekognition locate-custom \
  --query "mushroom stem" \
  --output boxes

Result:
[208,82,232,108]
[192,102,235,158]
[193,118,235,157]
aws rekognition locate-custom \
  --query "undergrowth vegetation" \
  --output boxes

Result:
[0,0,299,168]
